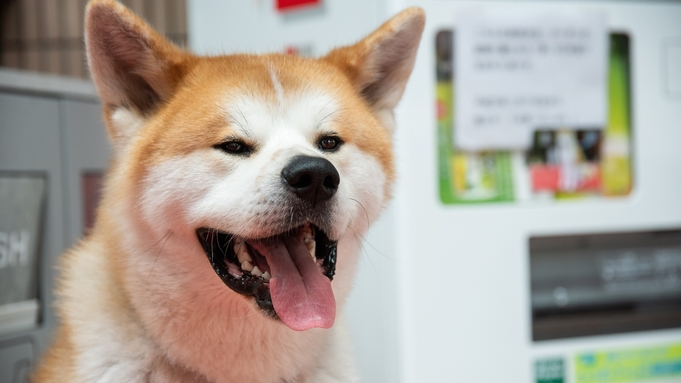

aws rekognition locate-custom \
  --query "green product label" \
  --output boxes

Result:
[575,344,681,383]
[536,358,565,383]
[434,31,632,204]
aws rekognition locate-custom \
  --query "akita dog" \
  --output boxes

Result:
[33,1,424,381]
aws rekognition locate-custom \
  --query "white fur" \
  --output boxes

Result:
[110,107,146,151]
[269,66,285,106]
[74,87,387,382]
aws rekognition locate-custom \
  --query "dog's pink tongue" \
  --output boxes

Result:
[247,237,335,331]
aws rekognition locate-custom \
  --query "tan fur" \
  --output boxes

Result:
[31,326,77,382]
[33,1,424,382]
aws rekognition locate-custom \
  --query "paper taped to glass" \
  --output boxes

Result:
[454,8,608,150]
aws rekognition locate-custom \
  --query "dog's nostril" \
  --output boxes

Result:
[290,174,312,190]
[282,155,340,205]
[323,175,339,190]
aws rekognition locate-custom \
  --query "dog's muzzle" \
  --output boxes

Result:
[196,155,341,331]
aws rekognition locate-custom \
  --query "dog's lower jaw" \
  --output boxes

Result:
[66,221,361,383]
[41,233,360,383]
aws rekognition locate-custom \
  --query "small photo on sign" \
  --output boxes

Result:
[528,130,602,193]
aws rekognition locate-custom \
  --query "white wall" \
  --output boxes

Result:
[188,0,384,56]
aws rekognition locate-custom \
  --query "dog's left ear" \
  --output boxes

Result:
[324,7,425,132]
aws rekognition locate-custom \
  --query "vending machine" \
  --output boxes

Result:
[397,2,681,382]
[189,0,681,382]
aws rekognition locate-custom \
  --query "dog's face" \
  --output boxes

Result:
[86,0,423,332]
[129,59,396,331]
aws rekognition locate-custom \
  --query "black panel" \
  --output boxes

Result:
[530,230,681,341]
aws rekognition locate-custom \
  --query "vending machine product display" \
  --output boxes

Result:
[436,31,633,203]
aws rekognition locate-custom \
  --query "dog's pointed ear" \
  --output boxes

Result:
[324,7,425,132]
[85,0,192,147]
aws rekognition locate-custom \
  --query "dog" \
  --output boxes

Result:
[32,1,423,381]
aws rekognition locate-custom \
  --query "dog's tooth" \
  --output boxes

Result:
[262,271,271,281]
[307,241,316,258]
[301,225,313,239]
[241,260,254,272]
[251,266,263,277]
[235,243,252,264]
[239,251,252,264]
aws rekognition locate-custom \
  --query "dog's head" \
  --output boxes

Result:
[86,0,423,332]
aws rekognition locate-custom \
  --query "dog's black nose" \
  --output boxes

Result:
[282,155,340,206]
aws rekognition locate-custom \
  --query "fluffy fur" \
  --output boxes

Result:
[32,1,424,382]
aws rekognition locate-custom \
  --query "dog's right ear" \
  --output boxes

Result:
[85,0,193,148]
[323,7,425,133]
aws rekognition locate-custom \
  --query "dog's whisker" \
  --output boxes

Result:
[147,231,173,282]
[350,227,381,278]
[346,197,393,261]
[210,228,216,265]
[221,306,256,321]
[347,197,370,232]
[235,104,250,133]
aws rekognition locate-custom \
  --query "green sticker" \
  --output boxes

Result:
[575,343,681,383]
[536,358,565,383]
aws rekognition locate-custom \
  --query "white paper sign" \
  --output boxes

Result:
[455,9,608,150]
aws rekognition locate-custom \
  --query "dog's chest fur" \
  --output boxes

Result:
[55,236,361,382]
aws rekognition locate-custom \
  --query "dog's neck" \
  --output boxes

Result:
[61,207,356,382]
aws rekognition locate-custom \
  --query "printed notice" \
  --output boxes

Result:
[455,9,608,150]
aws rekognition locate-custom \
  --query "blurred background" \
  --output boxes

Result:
[1,1,681,382]
[0,0,187,78]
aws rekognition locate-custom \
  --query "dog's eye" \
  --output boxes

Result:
[318,136,342,152]
[216,140,251,155]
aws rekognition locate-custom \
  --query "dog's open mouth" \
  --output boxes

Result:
[196,222,337,331]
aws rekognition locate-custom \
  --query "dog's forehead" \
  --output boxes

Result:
[222,84,339,140]
[186,56,354,140]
